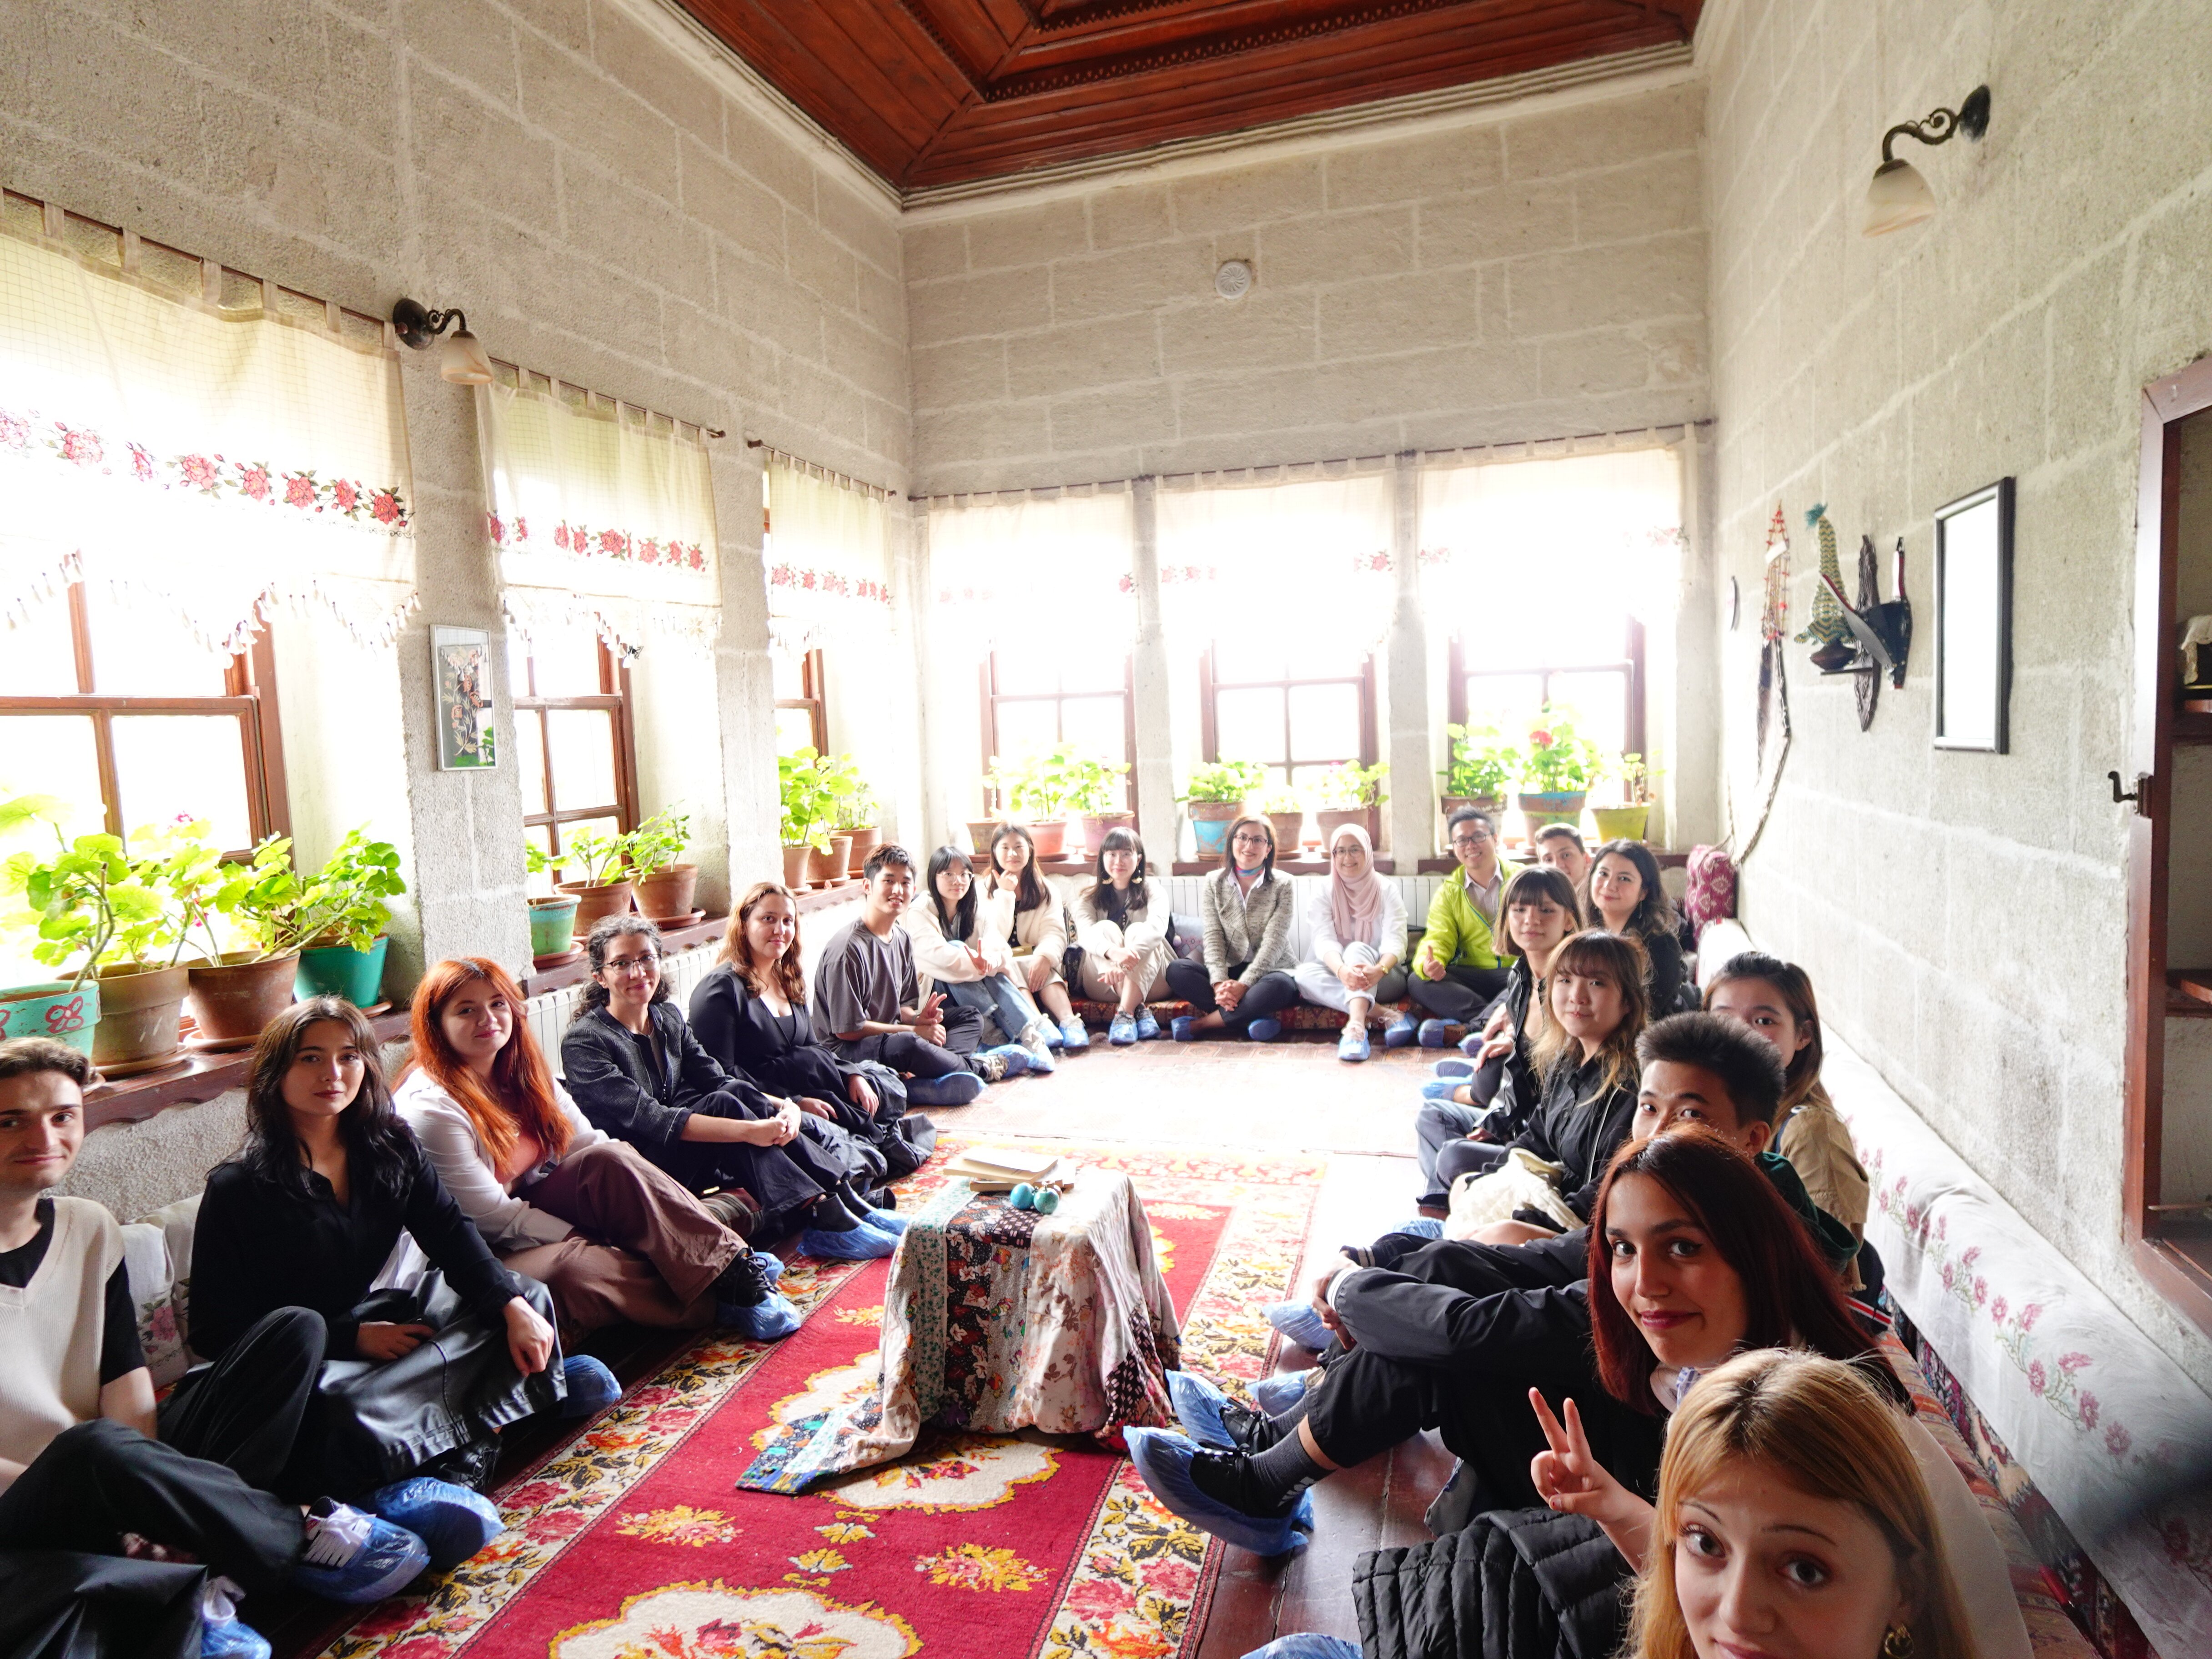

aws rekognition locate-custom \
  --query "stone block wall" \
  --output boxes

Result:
[1699,0,2212,1391]
[905,74,1712,496]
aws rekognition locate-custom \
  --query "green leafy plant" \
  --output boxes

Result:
[991,747,1129,819]
[290,829,406,953]
[1312,760,1389,809]
[1257,785,1305,815]
[1443,724,1516,799]
[1609,752,1654,804]
[561,825,632,886]
[524,841,556,879]
[834,780,880,833]
[626,807,693,878]
[778,748,855,852]
[1517,707,1604,793]
[1180,759,1267,804]
[1063,752,1131,816]
[0,803,229,983]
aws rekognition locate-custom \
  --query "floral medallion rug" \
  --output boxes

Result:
[319,1138,1323,1659]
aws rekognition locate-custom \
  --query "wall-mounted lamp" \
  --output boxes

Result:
[1862,84,1991,237]
[392,297,494,384]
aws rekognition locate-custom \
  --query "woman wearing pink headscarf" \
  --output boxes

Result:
[1295,824,1408,1063]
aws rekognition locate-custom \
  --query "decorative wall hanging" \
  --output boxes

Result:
[432,625,496,770]
[1757,505,1791,763]
[2181,614,2212,692]
[1853,535,1881,730]
[1933,477,2014,752]
[1795,505,1854,670]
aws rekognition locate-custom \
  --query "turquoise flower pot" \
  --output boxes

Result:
[295,936,389,1008]
[0,980,101,1054]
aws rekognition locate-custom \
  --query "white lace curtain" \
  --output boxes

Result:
[764,455,890,650]
[475,378,721,655]
[928,489,1134,638]
[1155,473,1395,655]
[0,222,417,650]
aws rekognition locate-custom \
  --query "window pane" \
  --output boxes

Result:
[775,707,818,755]
[0,595,80,694]
[1547,671,1630,759]
[990,642,1059,697]
[771,648,805,701]
[1214,687,1286,764]
[1462,674,1545,734]
[1060,695,1127,764]
[111,714,251,850]
[549,815,620,879]
[1287,683,1361,763]
[0,714,103,829]
[991,699,1059,760]
[524,824,554,898]
[530,630,604,697]
[1211,637,1291,685]
[512,710,549,815]
[1058,637,1126,694]
[545,709,618,813]
[1461,613,1626,674]
[81,588,234,696]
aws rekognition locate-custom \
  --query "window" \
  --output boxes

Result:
[982,638,1134,810]
[1449,617,1646,767]
[510,628,638,887]
[774,645,827,755]
[0,583,287,855]
[1201,638,1377,795]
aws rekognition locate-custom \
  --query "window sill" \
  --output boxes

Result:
[82,1005,414,1133]
[2135,1229,2212,1342]
[1170,858,1398,876]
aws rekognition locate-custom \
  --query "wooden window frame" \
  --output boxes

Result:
[1198,645,1379,777]
[1446,619,1648,758]
[980,651,1137,814]
[514,639,640,863]
[0,582,289,856]
[775,646,829,755]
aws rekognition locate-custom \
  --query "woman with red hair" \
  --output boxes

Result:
[395,958,799,1342]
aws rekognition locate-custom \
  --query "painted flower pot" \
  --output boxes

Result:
[92,962,187,1070]
[844,826,880,875]
[1078,812,1134,856]
[634,863,700,923]
[807,835,853,887]
[0,980,100,1055]
[558,878,636,938]
[1517,790,1589,839]
[528,895,581,957]
[1441,794,1505,822]
[1265,811,1306,854]
[966,819,1000,856]
[781,844,814,890]
[1025,820,1067,860]
[184,953,298,1045]
[1591,805,1650,844]
[1187,799,1244,862]
[296,935,389,1008]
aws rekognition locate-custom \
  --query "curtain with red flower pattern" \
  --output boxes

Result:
[763,455,890,649]
[0,221,417,650]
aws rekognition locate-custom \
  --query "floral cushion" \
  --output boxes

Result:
[119,1193,201,1389]
[1681,843,1737,940]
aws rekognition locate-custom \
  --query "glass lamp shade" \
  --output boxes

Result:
[440,329,494,385]
[1862,157,1936,237]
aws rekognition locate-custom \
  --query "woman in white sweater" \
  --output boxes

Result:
[983,824,1089,1050]
[393,957,800,1342]
[903,845,1056,1076]
[1073,826,1176,1046]
[1295,823,1408,1063]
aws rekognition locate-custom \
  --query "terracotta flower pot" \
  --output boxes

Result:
[184,953,299,1044]
[1025,820,1067,860]
[1265,811,1305,853]
[635,863,700,922]
[0,980,101,1055]
[1186,799,1244,862]
[807,835,853,886]
[781,843,814,890]
[844,825,880,875]
[92,962,188,1070]
[1315,807,1377,846]
[1078,811,1134,856]
[1516,791,1589,840]
[966,819,1000,856]
[558,878,636,939]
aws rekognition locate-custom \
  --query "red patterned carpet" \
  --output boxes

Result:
[316,1139,1322,1659]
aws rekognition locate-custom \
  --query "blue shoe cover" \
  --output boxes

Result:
[368,1477,503,1572]
[1108,1014,1139,1046]
[1336,1028,1370,1063]
[724,1289,803,1340]
[905,1071,985,1106]
[1245,1018,1282,1043]
[1166,1369,1237,1450]
[1265,1299,1333,1352]
[1420,1076,1467,1101]
[1458,1029,1487,1058]
[1060,1018,1091,1050]
[985,1042,1032,1078]
[1125,1429,1306,1558]
[1397,1216,1444,1240]
[801,1221,898,1260]
[558,1354,621,1418]
[863,1207,909,1236]
[1382,1013,1418,1049]
[1251,1371,1312,1416]
[755,1251,784,1283]
[1417,1019,1464,1049]
[201,1616,271,1659]
[1134,1010,1161,1041]
[1171,1015,1197,1042]
[292,1504,431,1602]
[1431,1056,1476,1079]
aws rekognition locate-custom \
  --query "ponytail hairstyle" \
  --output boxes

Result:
[1629,1349,1979,1659]
[1703,950,1826,1111]
[924,844,979,941]
[989,824,1051,917]
[722,880,809,1006]
[404,958,572,1169]
[241,997,414,1202]
[1528,928,1649,1099]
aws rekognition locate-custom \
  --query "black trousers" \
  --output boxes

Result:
[1406,965,1513,1025]
[834,1007,985,1077]
[158,1305,324,1495]
[1161,961,1300,1032]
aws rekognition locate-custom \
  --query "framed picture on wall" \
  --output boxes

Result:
[432,625,498,769]
[1933,478,2015,753]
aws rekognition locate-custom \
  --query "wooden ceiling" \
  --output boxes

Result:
[680,0,1702,193]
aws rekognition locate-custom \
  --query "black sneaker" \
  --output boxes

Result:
[1218,1398,1288,1456]
[714,1249,770,1309]
[1186,1448,1310,1520]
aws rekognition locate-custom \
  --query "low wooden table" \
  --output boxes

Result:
[739,1166,1181,1492]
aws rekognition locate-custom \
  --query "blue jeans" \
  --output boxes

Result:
[945,974,1041,1045]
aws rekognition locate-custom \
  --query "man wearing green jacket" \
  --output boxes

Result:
[1393,806,1515,1046]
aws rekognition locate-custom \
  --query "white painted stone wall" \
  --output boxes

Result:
[1699,0,2212,1389]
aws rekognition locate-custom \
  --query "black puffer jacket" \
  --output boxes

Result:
[1352,1507,1629,1659]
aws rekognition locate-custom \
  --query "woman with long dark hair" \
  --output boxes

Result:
[1584,839,1689,1014]
[189,998,613,1568]
[985,824,1088,1049]
[396,957,797,1342]
[904,844,1056,1076]
[558,915,902,1261]
[1072,826,1175,1045]
[690,881,937,1179]
[1164,814,1301,1043]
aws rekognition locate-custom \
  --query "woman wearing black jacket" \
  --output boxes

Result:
[689,882,935,1179]
[558,915,901,1260]
[1583,840,1689,1015]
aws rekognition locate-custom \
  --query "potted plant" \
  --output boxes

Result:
[1180,759,1267,863]
[1312,760,1389,846]
[524,845,581,966]
[628,807,698,923]
[1593,753,1654,844]
[173,834,311,1048]
[1513,708,1604,839]
[1065,752,1133,855]
[291,828,407,1010]
[1257,786,1306,856]
[985,748,1090,860]
[839,783,882,876]
[806,753,861,885]
[0,794,121,1059]
[1442,724,1515,819]
[555,825,637,936]
[779,748,836,890]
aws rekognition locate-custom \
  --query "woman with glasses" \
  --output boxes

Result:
[1401,806,1517,1049]
[1165,815,1301,1043]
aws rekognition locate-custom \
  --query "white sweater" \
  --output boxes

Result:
[395,1069,609,1251]
[1304,880,1408,969]
[0,1197,117,1473]
[978,874,1070,964]
[902,896,1015,992]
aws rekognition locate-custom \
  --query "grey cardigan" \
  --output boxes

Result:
[1201,864,1297,982]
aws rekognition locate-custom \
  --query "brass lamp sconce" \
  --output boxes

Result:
[392,297,493,385]
[1862,84,1991,236]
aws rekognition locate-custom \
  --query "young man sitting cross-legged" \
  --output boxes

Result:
[0,1038,444,1659]
[1131,1012,1860,1554]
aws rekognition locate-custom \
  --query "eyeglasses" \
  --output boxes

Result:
[1230,833,1271,847]
[1449,830,1493,848]
[604,954,659,975]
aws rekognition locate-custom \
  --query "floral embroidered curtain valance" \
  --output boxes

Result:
[1155,473,1394,654]
[476,377,720,656]
[0,223,417,650]
[764,455,891,649]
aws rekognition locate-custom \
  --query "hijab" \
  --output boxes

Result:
[1327,824,1388,946]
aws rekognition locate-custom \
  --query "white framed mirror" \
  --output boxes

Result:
[1933,478,2014,752]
